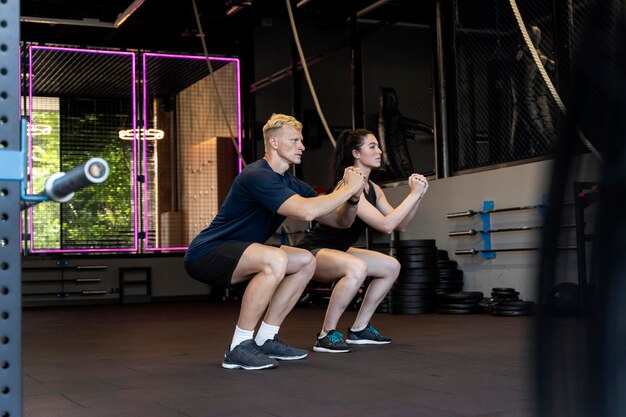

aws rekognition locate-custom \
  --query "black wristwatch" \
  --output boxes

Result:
[347,197,360,205]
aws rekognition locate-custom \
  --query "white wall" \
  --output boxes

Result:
[382,155,601,301]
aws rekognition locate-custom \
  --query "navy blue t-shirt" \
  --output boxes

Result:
[184,159,317,261]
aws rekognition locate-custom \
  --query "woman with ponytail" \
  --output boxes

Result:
[297,129,429,353]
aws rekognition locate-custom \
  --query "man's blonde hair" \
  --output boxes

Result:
[262,113,303,150]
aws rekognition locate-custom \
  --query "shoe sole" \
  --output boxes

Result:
[222,362,277,370]
[313,346,353,353]
[268,353,308,361]
[346,339,391,345]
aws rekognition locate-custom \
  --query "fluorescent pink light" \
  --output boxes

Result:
[28,45,138,254]
[142,53,242,252]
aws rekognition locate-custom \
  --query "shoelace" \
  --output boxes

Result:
[234,341,266,361]
[328,331,344,344]
[269,338,288,348]
[366,325,380,336]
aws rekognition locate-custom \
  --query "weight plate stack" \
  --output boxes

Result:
[478,287,521,312]
[437,291,484,314]
[435,249,464,295]
[390,239,438,314]
[492,299,535,317]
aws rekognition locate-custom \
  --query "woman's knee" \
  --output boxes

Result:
[345,258,368,284]
[389,257,401,278]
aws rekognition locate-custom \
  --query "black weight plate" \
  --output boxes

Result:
[439,291,483,300]
[492,287,517,292]
[439,277,463,283]
[491,295,519,303]
[498,300,535,308]
[393,285,438,293]
[493,309,532,317]
[438,303,483,310]
[398,275,438,284]
[394,281,438,288]
[398,268,439,276]
[391,239,436,248]
[437,296,479,305]
[394,247,438,256]
[389,292,437,300]
[478,298,501,308]
[437,260,458,269]
[438,271,460,276]
[395,254,438,262]
[437,287,464,292]
[492,290,520,295]
[400,267,439,275]
[438,282,464,288]
[493,306,532,313]
[437,249,449,258]
[439,279,463,292]
[439,269,463,275]
[436,283,464,288]
[396,258,437,267]
[438,272,464,279]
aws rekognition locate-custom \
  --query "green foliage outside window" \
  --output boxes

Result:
[31,98,135,251]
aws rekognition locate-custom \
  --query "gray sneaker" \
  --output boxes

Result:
[222,340,278,370]
[313,330,353,353]
[346,324,391,345]
[258,335,308,360]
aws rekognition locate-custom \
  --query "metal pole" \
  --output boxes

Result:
[0,1,23,416]
[433,0,451,178]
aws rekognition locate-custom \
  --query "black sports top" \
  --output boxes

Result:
[297,181,376,252]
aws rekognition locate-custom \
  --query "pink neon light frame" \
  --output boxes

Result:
[28,45,139,253]
[142,53,242,252]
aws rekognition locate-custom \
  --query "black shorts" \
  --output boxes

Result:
[184,241,253,288]
[297,240,347,255]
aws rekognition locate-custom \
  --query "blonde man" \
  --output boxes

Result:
[185,114,365,370]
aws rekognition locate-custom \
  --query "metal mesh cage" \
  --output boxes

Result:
[452,0,559,172]
[362,21,435,181]
[26,45,137,253]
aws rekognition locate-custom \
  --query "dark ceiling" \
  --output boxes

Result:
[20,0,431,56]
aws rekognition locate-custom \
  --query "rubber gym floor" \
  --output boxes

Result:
[22,300,535,417]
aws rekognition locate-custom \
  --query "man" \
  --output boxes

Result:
[184,113,365,370]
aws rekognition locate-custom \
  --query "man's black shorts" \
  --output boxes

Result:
[184,241,253,288]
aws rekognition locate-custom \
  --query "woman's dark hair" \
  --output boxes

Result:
[331,128,374,187]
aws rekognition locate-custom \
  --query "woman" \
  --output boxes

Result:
[297,129,428,353]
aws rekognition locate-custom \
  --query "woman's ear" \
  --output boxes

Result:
[352,149,360,160]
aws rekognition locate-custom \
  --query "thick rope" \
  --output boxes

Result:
[508,0,602,162]
[285,0,336,148]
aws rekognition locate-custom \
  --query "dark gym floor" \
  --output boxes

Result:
[22,301,536,417]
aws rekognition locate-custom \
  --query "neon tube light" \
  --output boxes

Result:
[118,128,164,140]
[28,45,138,254]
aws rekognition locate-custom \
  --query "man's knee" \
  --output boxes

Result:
[262,248,289,279]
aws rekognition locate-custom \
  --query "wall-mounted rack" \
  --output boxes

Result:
[447,200,550,259]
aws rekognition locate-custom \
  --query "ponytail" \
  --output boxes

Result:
[331,128,373,188]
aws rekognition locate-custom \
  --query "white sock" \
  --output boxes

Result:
[351,324,367,332]
[254,321,280,346]
[230,326,254,351]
